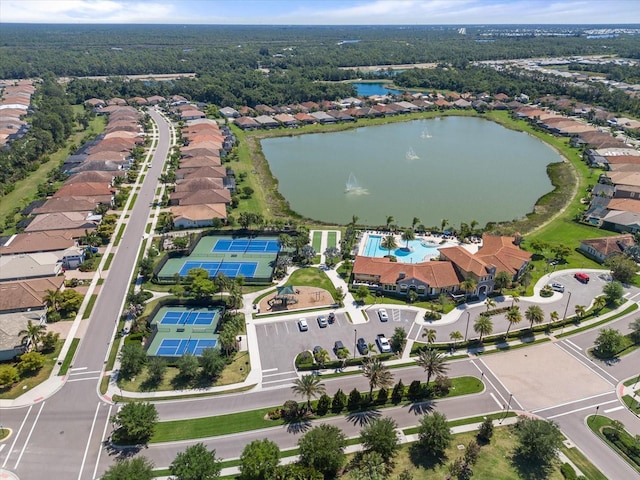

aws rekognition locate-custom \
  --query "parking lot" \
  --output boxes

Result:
[255,307,419,387]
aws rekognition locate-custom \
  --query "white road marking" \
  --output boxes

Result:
[92,403,113,480]
[67,376,101,383]
[14,401,46,469]
[547,399,618,419]
[263,370,296,378]
[532,390,615,414]
[475,358,525,411]
[2,405,32,468]
[77,402,101,480]
[262,368,278,373]
[564,339,582,351]
[70,367,88,371]
[604,405,625,413]
[70,370,102,376]
[0,445,5,453]
[554,342,617,385]
[489,392,502,409]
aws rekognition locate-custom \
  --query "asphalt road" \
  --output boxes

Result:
[0,108,173,480]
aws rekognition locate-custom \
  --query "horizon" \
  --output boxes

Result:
[1,0,639,26]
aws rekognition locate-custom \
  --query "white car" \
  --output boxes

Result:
[376,334,392,353]
[317,316,328,328]
[378,308,389,322]
[298,318,309,332]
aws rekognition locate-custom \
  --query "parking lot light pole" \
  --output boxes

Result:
[353,329,357,359]
[464,310,471,342]
[561,291,572,335]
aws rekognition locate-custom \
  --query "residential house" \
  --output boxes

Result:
[274,113,298,127]
[0,231,80,256]
[578,234,635,264]
[219,107,240,118]
[310,111,338,124]
[254,115,280,129]
[234,117,260,130]
[171,204,228,229]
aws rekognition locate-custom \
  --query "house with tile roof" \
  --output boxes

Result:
[352,256,461,298]
[578,234,635,264]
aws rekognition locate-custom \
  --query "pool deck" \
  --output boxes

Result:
[357,230,478,262]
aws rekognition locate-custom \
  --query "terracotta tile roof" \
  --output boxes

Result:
[608,198,640,215]
[440,235,531,276]
[0,276,64,312]
[438,245,488,276]
[171,203,227,222]
[352,256,461,288]
[175,177,225,192]
[33,196,110,214]
[24,212,98,232]
[170,189,231,205]
[580,234,634,257]
[178,156,222,168]
[176,165,227,179]
[0,231,78,255]
[53,182,114,198]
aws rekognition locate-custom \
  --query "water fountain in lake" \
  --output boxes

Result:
[345,172,369,195]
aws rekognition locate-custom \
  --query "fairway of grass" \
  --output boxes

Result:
[327,231,338,248]
[312,231,322,252]
[284,267,338,302]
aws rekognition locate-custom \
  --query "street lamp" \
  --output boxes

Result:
[633,372,640,389]
[464,310,471,342]
[595,405,600,421]
[561,291,572,335]
[353,329,357,359]
[500,393,513,423]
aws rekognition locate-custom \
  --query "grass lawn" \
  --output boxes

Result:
[284,267,338,301]
[312,231,322,252]
[622,395,640,415]
[58,338,80,376]
[327,231,338,248]
[560,444,608,480]
[587,414,640,473]
[0,341,63,399]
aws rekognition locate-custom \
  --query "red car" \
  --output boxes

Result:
[574,272,590,284]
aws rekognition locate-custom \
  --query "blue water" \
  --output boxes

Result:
[352,82,402,96]
[364,235,441,263]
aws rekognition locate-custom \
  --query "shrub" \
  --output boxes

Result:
[391,380,405,404]
[267,408,281,420]
[124,332,144,344]
[295,351,314,369]
[376,387,388,405]
[347,388,362,411]
[560,463,577,480]
[316,394,330,416]
[423,310,442,320]
[477,417,494,444]
[434,375,452,397]
[407,380,423,400]
[281,400,299,420]
[0,364,19,388]
[331,388,346,413]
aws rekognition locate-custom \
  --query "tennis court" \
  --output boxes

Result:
[178,260,258,277]
[213,238,280,254]
[154,338,218,356]
[159,310,216,326]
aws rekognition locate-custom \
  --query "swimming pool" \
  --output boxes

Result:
[363,235,441,263]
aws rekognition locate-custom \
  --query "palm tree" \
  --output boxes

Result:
[367,342,377,357]
[484,297,496,312]
[362,358,394,398]
[401,228,415,248]
[550,311,559,325]
[42,289,62,313]
[449,331,463,350]
[525,305,545,330]
[574,305,586,321]
[291,374,326,412]
[314,348,330,368]
[460,278,477,301]
[422,328,436,344]
[278,233,293,250]
[214,273,229,300]
[385,216,395,232]
[510,292,521,308]
[593,296,607,313]
[505,306,522,336]
[351,215,359,227]
[474,313,493,342]
[412,217,421,231]
[19,320,47,352]
[470,219,479,233]
[381,235,397,257]
[440,218,448,233]
[494,271,511,294]
[415,348,449,386]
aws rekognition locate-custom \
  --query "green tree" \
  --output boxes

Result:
[415,347,449,385]
[331,388,347,413]
[603,281,624,305]
[362,358,394,398]
[473,313,493,342]
[239,439,280,480]
[355,285,370,304]
[313,347,330,368]
[138,256,154,280]
[422,328,436,344]
[381,235,398,257]
[460,278,477,300]
[551,244,571,262]
[291,374,326,412]
[494,271,511,293]
[594,328,625,358]
[43,288,62,313]
[199,348,226,380]
[605,254,637,283]
[630,317,640,343]
[177,353,200,381]
[360,417,400,462]
[550,310,560,324]
[417,411,452,458]
[510,292,521,308]
[146,357,167,384]
[574,304,586,320]
[525,304,545,330]
[324,246,341,267]
[110,402,158,445]
[450,330,463,349]
[391,326,408,352]
[484,297,496,312]
[505,306,522,336]
[401,228,415,248]
[513,417,563,472]
[298,424,346,478]
[18,351,45,374]
[348,451,387,480]
[385,216,395,231]
[0,364,19,388]
[40,331,59,352]
[119,342,147,380]
[19,320,47,351]
[477,417,494,443]
[101,457,154,480]
[170,443,221,480]
[593,295,607,313]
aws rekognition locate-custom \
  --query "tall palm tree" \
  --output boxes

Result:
[474,313,493,342]
[593,296,607,313]
[440,219,448,233]
[422,328,437,344]
[278,233,293,250]
[385,216,395,232]
[291,374,326,412]
[381,235,397,257]
[574,305,586,320]
[449,331,463,350]
[362,358,394,398]
[401,228,415,248]
[42,289,62,313]
[214,272,229,300]
[460,278,477,301]
[415,348,449,385]
[505,306,522,336]
[19,320,47,352]
[484,297,496,312]
[550,310,559,325]
[525,305,545,330]
[412,217,421,231]
[510,292,521,308]
[494,271,511,294]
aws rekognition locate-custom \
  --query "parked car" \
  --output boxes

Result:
[549,283,565,293]
[376,334,392,353]
[334,340,345,354]
[574,272,590,284]
[298,318,308,331]
[356,337,368,355]
[328,312,336,324]
[378,308,389,322]
[317,315,328,328]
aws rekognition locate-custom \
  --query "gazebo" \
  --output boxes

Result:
[268,286,299,308]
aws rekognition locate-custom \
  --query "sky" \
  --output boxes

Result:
[1,0,639,25]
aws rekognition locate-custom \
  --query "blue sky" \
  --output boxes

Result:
[1,0,639,25]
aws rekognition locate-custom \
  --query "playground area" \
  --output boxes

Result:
[258,286,334,313]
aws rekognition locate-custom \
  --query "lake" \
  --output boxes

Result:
[261,116,561,228]
[351,82,403,96]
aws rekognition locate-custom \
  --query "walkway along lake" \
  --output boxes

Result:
[261,116,561,227]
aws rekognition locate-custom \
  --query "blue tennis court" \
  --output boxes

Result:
[213,238,280,253]
[179,260,258,277]
[160,311,216,326]
[156,338,218,356]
